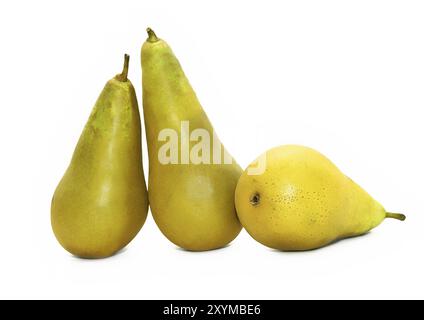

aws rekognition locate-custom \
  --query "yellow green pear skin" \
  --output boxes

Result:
[51,55,149,258]
[141,29,242,251]
[235,145,405,251]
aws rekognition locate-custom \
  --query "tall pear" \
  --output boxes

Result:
[51,55,148,258]
[235,145,405,251]
[141,28,242,251]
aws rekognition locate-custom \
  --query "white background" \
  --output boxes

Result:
[0,0,423,299]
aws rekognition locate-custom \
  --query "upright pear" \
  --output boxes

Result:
[141,28,242,251]
[51,55,148,258]
[235,145,405,251]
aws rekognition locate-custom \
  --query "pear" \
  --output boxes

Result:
[235,145,405,251]
[141,28,242,251]
[51,55,149,258]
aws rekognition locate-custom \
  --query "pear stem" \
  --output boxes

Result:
[116,54,130,82]
[146,27,159,43]
[386,212,406,221]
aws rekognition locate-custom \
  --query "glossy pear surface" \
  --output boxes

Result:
[235,145,405,251]
[51,55,148,258]
[141,29,242,251]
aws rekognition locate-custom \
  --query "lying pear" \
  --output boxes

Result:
[51,55,148,258]
[141,28,242,251]
[235,145,405,251]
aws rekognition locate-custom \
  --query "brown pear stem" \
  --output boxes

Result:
[115,54,130,82]
[146,27,159,43]
[386,212,406,221]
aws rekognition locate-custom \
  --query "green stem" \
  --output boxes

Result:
[386,212,406,221]
[116,54,130,82]
[146,27,159,42]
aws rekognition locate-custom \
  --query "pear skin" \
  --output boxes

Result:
[51,55,149,258]
[141,28,242,251]
[235,145,405,251]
